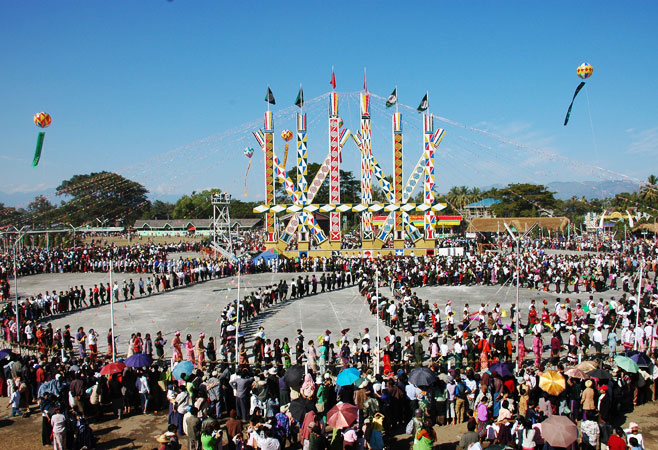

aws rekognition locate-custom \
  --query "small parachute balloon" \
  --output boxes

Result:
[280,129,293,142]
[32,112,52,167]
[34,112,52,128]
[281,129,293,167]
[243,147,254,196]
[338,118,344,128]
[577,63,593,80]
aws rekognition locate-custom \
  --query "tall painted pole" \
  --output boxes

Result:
[328,92,342,247]
[393,112,404,248]
[110,260,116,362]
[264,111,276,246]
[360,93,374,243]
[297,113,310,246]
[423,113,436,242]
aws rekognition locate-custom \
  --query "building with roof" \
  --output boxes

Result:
[463,198,501,219]
[132,218,262,236]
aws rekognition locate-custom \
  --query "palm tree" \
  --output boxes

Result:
[641,174,658,203]
[446,185,470,210]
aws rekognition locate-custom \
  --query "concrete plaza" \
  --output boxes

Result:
[11,266,614,357]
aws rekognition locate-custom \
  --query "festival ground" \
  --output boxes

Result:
[2,395,657,450]
[9,259,617,357]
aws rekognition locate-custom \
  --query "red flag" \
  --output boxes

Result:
[330,69,336,90]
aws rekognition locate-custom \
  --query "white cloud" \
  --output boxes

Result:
[627,126,658,154]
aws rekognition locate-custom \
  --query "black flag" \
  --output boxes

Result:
[386,88,397,108]
[417,93,428,112]
[265,87,276,105]
[295,87,304,108]
[564,82,585,126]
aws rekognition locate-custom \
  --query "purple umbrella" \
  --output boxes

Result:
[125,353,153,368]
[489,361,514,378]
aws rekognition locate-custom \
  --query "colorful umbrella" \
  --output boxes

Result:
[409,367,437,387]
[576,360,598,372]
[489,362,514,378]
[628,351,652,368]
[539,370,566,396]
[336,367,360,386]
[564,368,590,380]
[172,360,194,380]
[541,415,578,447]
[125,353,153,368]
[327,402,358,428]
[615,355,639,373]
[100,362,126,376]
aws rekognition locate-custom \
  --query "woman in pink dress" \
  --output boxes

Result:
[532,333,543,368]
[185,334,195,362]
[171,331,183,362]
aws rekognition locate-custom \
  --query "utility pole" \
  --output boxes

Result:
[12,226,29,352]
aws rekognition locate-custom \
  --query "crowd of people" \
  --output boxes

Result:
[0,233,657,450]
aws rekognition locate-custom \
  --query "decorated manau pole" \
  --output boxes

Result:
[360,93,374,244]
[393,112,404,248]
[328,92,342,247]
[264,111,276,244]
[296,112,310,247]
[423,113,436,244]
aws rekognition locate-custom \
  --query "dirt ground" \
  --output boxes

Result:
[2,401,657,450]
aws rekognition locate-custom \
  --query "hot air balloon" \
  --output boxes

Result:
[564,63,594,125]
[577,63,593,80]
[281,129,293,167]
[32,112,52,167]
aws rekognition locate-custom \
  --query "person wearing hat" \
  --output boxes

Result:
[624,422,644,449]
[598,384,611,422]
[581,380,596,418]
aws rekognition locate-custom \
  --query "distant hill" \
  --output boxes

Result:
[545,180,640,200]
[0,188,57,208]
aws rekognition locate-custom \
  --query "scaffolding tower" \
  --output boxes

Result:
[211,192,233,258]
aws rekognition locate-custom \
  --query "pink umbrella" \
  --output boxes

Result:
[541,415,578,448]
[327,402,358,429]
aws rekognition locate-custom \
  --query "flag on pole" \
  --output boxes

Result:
[330,68,336,90]
[265,87,276,105]
[363,68,367,92]
[417,92,428,112]
[386,88,398,108]
[295,86,304,108]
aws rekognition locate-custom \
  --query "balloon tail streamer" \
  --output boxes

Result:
[283,144,289,167]
[33,132,45,167]
[564,81,585,126]
[244,160,252,196]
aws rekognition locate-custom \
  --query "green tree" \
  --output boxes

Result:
[446,185,470,210]
[490,183,558,217]
[56,172,149,225]
[0,203,25,227]
[641,174,658,204]
[172,189,220,219]
[26,195,55,227]
[141,200,175,220]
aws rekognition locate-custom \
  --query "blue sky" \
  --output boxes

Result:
[1,1,657,205]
